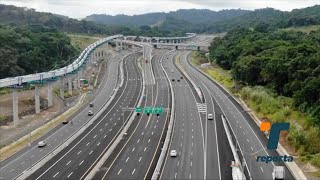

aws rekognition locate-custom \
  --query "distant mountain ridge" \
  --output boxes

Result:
[85,9,250,27]
[86,5,320,33]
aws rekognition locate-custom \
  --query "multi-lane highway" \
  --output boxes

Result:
[1,36,298,180]
[25,52,143,180]
[179,50,295,180]
[160,51,205,179]
[94,49,171,179]
[0,50,129,180]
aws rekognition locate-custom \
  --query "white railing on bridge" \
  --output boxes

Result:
[0,35,123,88]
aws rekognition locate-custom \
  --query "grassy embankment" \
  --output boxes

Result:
[190,51,320,177]
[67,33,102,51]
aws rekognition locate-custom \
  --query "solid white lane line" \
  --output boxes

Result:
[132,169,136,175]
[53,172,59,178]
[67,172,73,178]
[79,160,84,166]
[66,160,71,166]
[126,157,129,163]
[117,169,122,175]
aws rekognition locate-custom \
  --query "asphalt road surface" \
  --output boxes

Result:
[160,51,206,180]
[0,50,129,180]
[26,52,143,180]
[180,51,295,180]
[96,49,171,180]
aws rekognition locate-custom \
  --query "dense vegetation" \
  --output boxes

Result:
[0,25,78,79]
[85,9,249,26]
[208,5,320,32]
[0,4,184,37]
[209,28,320,154]
[86,5,320,33]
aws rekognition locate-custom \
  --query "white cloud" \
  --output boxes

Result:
[0,0,319,18]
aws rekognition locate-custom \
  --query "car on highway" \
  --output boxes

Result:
[171,70,174,73]
[62,120,68,124]
[38,141,46,148]
[88,111,94,116]
[180,76,183,79]
[172,79,175,81]
[170,150,177,157]
[89,102,94,107]
[177,79,180,82]
[208,114,213,120]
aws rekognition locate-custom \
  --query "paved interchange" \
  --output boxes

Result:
[0,35,297,180]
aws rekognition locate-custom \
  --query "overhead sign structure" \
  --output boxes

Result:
[135,106,143,113]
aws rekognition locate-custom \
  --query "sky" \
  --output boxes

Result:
[0,0,319,19]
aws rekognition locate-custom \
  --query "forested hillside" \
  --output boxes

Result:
[208,5,320,32]
[85,9,249,26]
[209,28,320,157]
[0,4,184,36]
[0,25,78,79]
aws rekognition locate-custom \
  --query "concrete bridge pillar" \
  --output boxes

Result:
[35,84,40,114]
[47,82,53,107]
[60,77,64,99]
[68,75,72,95]
[12,89,19,125]
[73,74,78,90]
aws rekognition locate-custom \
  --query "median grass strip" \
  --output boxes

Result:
[190,51,320,177]
[0,94,86,161]
[190,52,233,91]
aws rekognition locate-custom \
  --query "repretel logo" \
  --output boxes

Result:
[256,121,293,164]
[260,122,290,150]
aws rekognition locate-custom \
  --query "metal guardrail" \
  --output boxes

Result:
[0,35,123,88]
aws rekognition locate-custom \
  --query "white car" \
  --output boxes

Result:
[170,150,177,157]
[38,141,46,148]
[208,114,213,120]
[88,111,94,116]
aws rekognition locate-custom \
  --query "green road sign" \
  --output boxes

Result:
[154,107,163,114]
[144,107,153,114]
[80,79,89,84]
[135,107,142,113]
